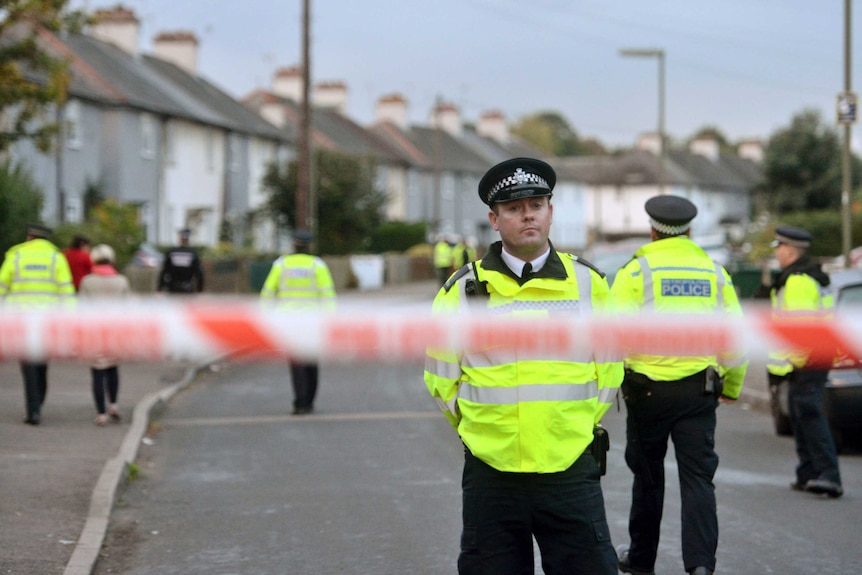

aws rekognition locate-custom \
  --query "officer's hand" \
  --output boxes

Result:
[718,395,736,405]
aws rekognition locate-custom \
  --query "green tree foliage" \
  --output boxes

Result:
[748,210,862,261]
[369,220,427,253]
[54,198,145,268]
[511,111,605,156]
[0,0,87,152]
[264,150,387,255]
[759,109,862,213]
[0,159,43,254]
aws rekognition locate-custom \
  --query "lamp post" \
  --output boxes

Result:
[620,47,666,195]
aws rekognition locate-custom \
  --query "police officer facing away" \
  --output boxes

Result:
[424,157,623,575]
[260,230,335,415]
[609,196,748,575]
[158,228,204,294]
[0,223,75,425]
[765,226,842,498]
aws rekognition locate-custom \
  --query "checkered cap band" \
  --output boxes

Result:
[486,168,550,204]
[649,217,691,236]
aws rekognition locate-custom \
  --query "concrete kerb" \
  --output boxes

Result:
[62,358,221,575]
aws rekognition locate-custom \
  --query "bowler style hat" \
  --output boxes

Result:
[477,157,556,206]
[645,195,698,236]
[771,226,812,249]
[26,223,52,239]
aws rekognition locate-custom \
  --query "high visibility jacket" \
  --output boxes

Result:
[433,241,452,269]
[260,253,336,311]
[609,236,748,398]
[452,242,468,268]
[0,238,75,308]
[767,259,833,376]
[424,241,623,473]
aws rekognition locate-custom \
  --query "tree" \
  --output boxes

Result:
[758,109,862,213]
[0,159,43,254]
[263,150,387,255]
[0,0,86,153]
[511,111,605,156]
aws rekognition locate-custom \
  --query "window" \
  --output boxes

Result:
[65,100,82,149]
[140,114,156,159]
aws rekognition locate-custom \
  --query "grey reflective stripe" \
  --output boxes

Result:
[463,347,595,367]
[425,355,462,380]
[638,257,654,310]
[459,380,599,404]
[435,395,459,417]
[713,261,725,308]
[767,357,792,370]
[598,386,618,405]
[720,354,748,368]
[572,262,593,314]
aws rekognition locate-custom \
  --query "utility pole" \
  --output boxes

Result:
[432,94,442,235]
[296,0,311,236]
[840,0,854,267]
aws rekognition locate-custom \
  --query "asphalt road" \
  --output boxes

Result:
[92,358,862,575]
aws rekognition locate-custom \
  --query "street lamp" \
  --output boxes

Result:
[620,47,666,195]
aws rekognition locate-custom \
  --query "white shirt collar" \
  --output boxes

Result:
[500,245,551,278]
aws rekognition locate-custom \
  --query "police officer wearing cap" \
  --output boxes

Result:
[424,157,623,574]
[158,228,204,294]
[765,226,843,498]
[609,195,748,575]
[0,223,75,425]
[261,230,335,415]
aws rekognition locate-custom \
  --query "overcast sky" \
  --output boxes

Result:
[73,0,862,149]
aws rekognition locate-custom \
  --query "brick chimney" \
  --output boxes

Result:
[375,93,409,129]
[272,66,303,102]
[313,81,348,113]
[153,31,199,75]
[90,5,140,55]
[737,139,764,163]
[430,100,461,136]
[689,136,720,162]
[477,110,509,142]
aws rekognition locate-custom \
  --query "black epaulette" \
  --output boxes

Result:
[571,255,606,279]
[443,264,472,293]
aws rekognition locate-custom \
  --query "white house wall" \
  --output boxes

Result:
[549,181,588,252]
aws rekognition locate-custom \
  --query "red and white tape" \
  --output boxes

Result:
[1,300,860,368]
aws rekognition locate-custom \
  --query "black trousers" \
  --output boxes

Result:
[458,448,617,575]
[788,369,841,486]
[621,372,719,573]
[21,362,48,418]
[91,366,120,415]
[290,362,318,410]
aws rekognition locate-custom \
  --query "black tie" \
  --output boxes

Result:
[521,262,532,278]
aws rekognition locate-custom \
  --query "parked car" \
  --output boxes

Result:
[768,268,862,451]
[131,242,164,269]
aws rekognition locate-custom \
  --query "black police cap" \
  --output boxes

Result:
[477,157,556,206]
[26,223,52,239]
[293,230,314,245]
[772,226,812,248]
[644,195,698,235]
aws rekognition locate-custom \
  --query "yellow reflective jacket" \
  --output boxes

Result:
[433,241,452,269]
[424,241,623,473]
[0,238,75,308]
[609,236,748,398]
[767,257,833,376]
[260,253,336,311]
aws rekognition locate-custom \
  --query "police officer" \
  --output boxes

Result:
[158,228,204,294]
[433,234,453,286]
[766,226,842,498]
[424,157,623,575]
[0,223,75,425]
[609,196,748,575]
[260,230,335,415]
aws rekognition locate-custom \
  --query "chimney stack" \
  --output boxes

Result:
[477,110,509,142]
[374,93,409,129]
[272,66,303,102]
[635,132,662,156]
[737,140,764,163]
[313,81,348,114]
[152,31,199,75]
[689,136,720,162]
[430,100,462,136]
[90,5,140,55]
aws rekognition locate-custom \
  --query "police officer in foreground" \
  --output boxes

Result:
[260,230,335,415]
[765,226,842,498]
[609,196,748,575]
[158,228,204,294]
[424,157,623,574]
[0,223,75,425]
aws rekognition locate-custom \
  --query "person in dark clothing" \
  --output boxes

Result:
[158,228,204,294]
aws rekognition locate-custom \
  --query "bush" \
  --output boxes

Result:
[0,161,44,255]
[369,221,428,253]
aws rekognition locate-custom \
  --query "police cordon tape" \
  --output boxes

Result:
[0,299,860,367]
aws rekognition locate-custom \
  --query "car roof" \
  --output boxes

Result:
[829,268,862,291]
